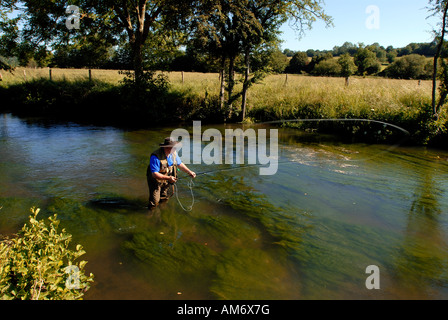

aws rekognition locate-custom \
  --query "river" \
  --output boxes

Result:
[1,113,448,300]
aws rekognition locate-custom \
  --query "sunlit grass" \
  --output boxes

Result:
[1,67,124,85]
[2,68,432,112]
[245,74,432,121]
[1,67,436,127]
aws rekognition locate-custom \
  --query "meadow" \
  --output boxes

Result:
[0,67,445,146]
[1,67,433,113]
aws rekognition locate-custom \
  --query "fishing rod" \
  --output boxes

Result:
[255,118,411,136]
[243,118,411,163]
[178,118,411,179]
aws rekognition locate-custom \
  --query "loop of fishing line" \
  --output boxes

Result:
[174,178,195,212]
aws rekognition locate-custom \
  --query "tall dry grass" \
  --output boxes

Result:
[2,68,432,114]
[246,74,432,119]
[1,67,124,85]
[167,72,433,122]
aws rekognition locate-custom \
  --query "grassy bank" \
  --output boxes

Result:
[0,68,446,146]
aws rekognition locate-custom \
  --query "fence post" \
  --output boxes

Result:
[49,68,52,81]
[89,69,92,82]
[182,71,184,84]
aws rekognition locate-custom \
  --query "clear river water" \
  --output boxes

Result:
[1,113,448,300]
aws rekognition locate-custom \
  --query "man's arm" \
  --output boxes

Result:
[152,171,177,183]
[178,163,196,178]
[150,155,177,183]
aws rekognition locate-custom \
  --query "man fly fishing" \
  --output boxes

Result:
[147,137,196,210]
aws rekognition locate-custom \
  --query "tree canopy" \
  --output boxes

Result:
[0,0,332,119]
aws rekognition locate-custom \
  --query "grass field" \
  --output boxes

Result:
[1,67,433,106]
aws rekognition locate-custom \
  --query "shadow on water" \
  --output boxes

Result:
[391,154,448,299]
[86,196,148,212]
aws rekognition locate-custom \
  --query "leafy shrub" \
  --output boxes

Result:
[382,54,433,80]
[0,208,94,300]
[312,59,342,77]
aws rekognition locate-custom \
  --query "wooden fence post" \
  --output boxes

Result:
[182,71,184,84]
[89,69,92,82]
[49,68,52,81]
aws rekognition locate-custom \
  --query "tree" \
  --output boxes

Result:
[333,41,358,56]
[354,47,381,75]
[191,0,332,121]
[0,1,22,65]
[269,50,290,74]
[307,52,332,73]
[367,43,387,63]
[338,53,357,86]
[429,0,448,119]
[386,49,398,63]
[2,0,193,85]
[51,34,113,68]
[283,48,296,57]
[286,51,309,74]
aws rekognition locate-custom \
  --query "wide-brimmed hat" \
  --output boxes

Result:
[160,137,179,148]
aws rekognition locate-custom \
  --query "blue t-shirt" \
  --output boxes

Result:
[150,153,182,173]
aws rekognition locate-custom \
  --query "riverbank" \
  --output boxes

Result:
[0,69,446,147]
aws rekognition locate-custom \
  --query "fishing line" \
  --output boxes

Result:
[252,118,411,163]
[258,118,410,136]
[174,178,195,212]
[172,118,411,211]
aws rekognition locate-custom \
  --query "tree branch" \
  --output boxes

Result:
[114,1,135,42]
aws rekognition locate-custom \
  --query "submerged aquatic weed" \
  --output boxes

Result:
[210,248,301,300]
[123,230,218,283]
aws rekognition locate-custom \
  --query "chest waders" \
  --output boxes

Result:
[147,148,178,209]
[152,148,178,181]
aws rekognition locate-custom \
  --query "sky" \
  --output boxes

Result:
[280,0,440,51]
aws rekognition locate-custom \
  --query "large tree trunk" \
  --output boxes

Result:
[432,1,448,119]
[134,0,146,86]
[219,56,226,110]
[118,0,163,87]
[227,55,235,119]
[133,42,144,85]
[241,48,250,122]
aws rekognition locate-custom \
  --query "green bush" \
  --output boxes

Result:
[382,54,433,80]
[312,59,342,77]
[0,208,94,300]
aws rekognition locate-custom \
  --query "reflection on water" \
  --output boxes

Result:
[1,113,448,300]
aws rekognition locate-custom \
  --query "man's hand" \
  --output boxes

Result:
[168,176,177,184]
[188,171,196,179]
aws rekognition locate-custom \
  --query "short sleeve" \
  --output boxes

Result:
[150,155,161,173]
